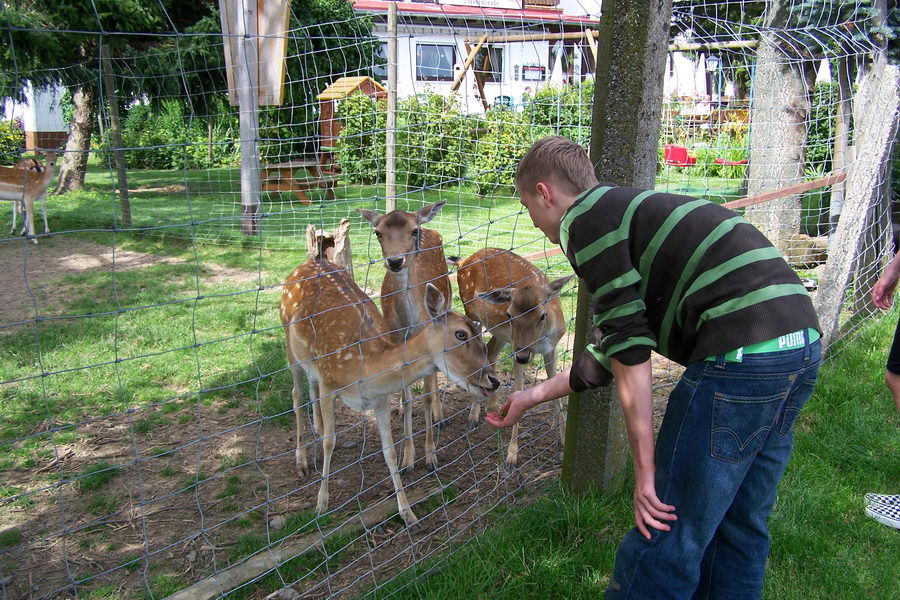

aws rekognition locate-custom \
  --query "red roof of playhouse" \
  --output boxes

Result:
[352,1,599,26]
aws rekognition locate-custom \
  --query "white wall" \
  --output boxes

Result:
[385,30,560,112]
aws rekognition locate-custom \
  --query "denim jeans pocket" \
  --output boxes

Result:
[711,389,786,463]
[778,370,819,436]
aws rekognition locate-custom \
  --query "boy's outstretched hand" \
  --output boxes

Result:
[485,390,530,428]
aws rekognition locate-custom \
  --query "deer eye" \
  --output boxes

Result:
[455,330,467,341]
[411,228,420,238]
[539,313,546,322]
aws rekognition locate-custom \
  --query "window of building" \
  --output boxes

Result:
[474,45,503,83]
[372,42,388,81]
[416,44,456,81]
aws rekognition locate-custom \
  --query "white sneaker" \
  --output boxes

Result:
[864,493,900,506]
[865,503,900,530]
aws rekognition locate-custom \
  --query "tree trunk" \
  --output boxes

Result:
[829,53,852,232]
[744,1,817,253]
[53,85,95,194]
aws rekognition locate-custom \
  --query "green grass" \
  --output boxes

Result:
[77,461,120,492]
[0,529,23,548]
[360,313,900,600]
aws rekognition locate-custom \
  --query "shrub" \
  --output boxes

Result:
[806,80,838,173]
[0,120,25,165]
[111,99,239,170]
[468,109,551,196]
[336,92,386,185]
[522,79,594,144]
[396,92,472,189]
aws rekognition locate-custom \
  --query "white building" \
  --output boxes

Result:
[2,83,68,151]
[353,0,600,112]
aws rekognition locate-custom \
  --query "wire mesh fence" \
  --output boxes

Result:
[0,1,897,599]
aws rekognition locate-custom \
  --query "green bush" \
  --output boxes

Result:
[396,92,472,189]
[468,108,551,196]
[0,120,25,165]
[110,99,240,170]
[522,79,593,144]
[807,81,838,173]
[336,93,386,185]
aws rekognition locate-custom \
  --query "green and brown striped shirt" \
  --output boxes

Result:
[560,184,820,391]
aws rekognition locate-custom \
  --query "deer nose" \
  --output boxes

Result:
[515,350,533,364]
[487,375,500,390]
[386,257,404,271]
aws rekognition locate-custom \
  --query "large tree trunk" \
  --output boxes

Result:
[744,1,817,253]
[53,85,95,194]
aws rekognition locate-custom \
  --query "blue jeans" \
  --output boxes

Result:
[606,340,821,600]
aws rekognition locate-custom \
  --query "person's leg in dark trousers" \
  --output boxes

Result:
[606,342,820,600]
[693,343,820,600]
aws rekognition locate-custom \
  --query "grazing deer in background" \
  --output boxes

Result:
[9,155,44,236]
[1,151,57,243]
[280,259,499,526]
[358,201,452,473]
[452,248,572,466]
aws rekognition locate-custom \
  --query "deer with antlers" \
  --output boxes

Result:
[1,151,57,243]
[280,259,498,526]
[452,248,572,466]
[358,201,452,473]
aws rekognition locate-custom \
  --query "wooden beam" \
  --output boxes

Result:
[584,28,598,65]
[450,34,487,94]
[722,173,846,211]
[463,30,758,53]
[447,173,846,282]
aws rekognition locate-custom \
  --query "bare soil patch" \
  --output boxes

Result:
[0,237,258,328]
[1,368,565,600]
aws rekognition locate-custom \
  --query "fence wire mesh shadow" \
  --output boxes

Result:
[0,1,897,599]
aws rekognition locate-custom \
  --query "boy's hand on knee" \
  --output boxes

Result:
[633,471,677,539]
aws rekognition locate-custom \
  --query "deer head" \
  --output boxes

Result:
[479,275,573,364]
[422,283,498,397]
[358,201,446,273]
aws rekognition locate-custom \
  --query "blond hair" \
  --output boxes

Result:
[515,136,598,196]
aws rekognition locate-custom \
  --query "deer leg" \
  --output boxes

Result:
[23,197,36,244]
[544,350,567,443]
[486,336,504,367]
[39,192,49,234]
[399,386,415,475]
[427,372,445,428]
[10,202,16,235]
[374,403,418,527]
[290,364,310,477]
[467,400,480,430]
[423,374,438,471]
[315,389,337,515]
[505,359,525,467]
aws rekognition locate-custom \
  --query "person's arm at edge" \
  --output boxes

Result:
[610,358,677,539]
[485,367,573,428]
[872,251,900,309]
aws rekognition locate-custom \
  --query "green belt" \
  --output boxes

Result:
[706,328,820,363]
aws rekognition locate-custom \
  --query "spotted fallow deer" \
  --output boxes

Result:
[1,151,56,243]
[280,259,498,526]
[453,248,572,466]
[358,201,452,473]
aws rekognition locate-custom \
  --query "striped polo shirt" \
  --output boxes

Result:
[560,183,821,391]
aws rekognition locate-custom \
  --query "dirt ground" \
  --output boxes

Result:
[0,238,681,600]
[0,237,257,328]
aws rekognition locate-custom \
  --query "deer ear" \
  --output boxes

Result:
[424,283,447,318]
[478,288,513,304]
[545,275,574,298]
[416,200,446,224]
[357,208,382,228]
